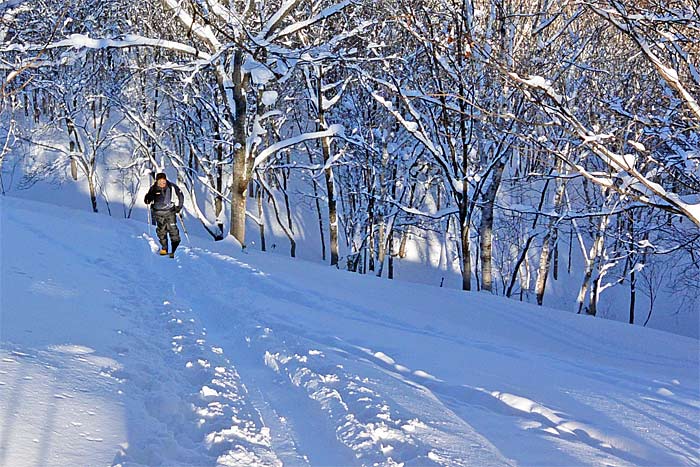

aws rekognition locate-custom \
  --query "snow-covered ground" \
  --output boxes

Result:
[1,195,698,466]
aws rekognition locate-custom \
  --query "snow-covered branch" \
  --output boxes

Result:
[508,71,700,227]
[253,125,345,171]
[2,33,210,59]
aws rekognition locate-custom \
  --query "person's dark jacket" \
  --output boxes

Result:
[144,181,184,213]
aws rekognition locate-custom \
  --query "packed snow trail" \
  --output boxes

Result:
[1,196,698,466]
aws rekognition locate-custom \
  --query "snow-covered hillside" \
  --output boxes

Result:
[1,195,698,467]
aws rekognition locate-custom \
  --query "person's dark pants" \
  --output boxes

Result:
[153,210,181,252]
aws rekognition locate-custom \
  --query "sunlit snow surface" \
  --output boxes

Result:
[1,196,698,466]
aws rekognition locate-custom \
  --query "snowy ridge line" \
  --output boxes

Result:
[206,246,636,374]
[256,262,696,374]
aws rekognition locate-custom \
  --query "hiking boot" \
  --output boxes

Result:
[159,248,168,255]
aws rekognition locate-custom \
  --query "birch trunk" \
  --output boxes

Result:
[535,166,568,305]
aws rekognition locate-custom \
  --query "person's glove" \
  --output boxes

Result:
[175,206,182,213]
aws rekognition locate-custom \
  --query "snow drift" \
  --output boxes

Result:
[1,196,698,466]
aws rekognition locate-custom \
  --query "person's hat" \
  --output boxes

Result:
[156,172,167,181]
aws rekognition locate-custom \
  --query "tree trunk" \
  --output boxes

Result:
[308,151,326,261]
[479,159,506,293]
[552,241,559,280]
[318,68,339,266]
[629,269,636,325]
[535,231,554,306]
[388,233,395,280]
[70,144,78,180]
[228,52,250,247]
[535,165,567,305]
[257,185,266,252]
[576,264,593,314]
[323,144,338,266]
[88,174,98,213]
[589,268,602,316]
[259,176,297,258]
[506,175,554,299]
[399,227,409,258]
[214,120,224,234]
[376,219,387,277]
[576,216,608,314]
[535,225,565,306]
[65,117,80,181]
[230,178,247,247]
[33,90,39,123]
[282,154,295,250]
[367,193,375,272]
[568,228,573,274]
[460,217,472,291]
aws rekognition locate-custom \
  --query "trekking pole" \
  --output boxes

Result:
[177,211,190,244]
[147,206,152,236]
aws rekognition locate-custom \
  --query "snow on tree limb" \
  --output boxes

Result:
[265,0,354,43]
[388,200,458,220]
[161,0,223,52]
[509,71,700,227]
[2,33,210,59]
[202,0,245,37]
[252,125,345,171]
[258,0,303,41]
[588,3,700,122]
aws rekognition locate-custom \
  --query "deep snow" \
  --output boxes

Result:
[1,195,698,466]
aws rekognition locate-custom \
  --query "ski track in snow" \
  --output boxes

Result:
[1,198,698,467]
[108,236,282,467]
[143,242,511,467]
[153,242,697,467]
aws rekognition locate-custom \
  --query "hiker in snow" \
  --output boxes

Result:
[144,172,184,258]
